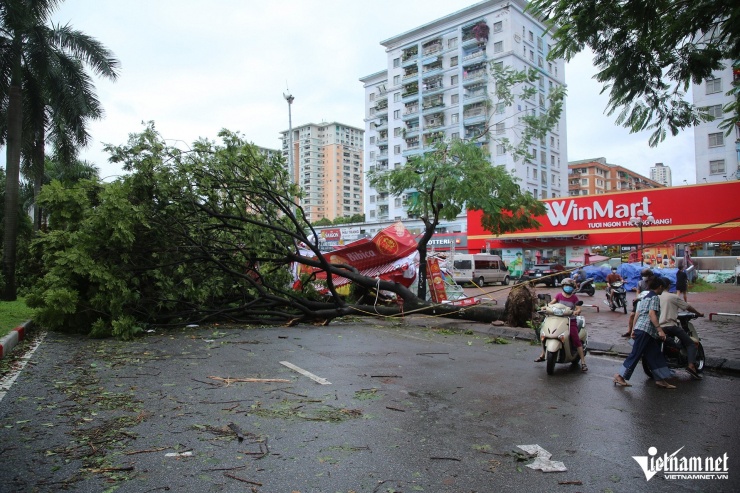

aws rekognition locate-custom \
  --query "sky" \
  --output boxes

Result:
[42,0,697,184]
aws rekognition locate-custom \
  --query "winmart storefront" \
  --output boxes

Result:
[467,181,740,267]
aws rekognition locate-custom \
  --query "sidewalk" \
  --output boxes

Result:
[392,283,740,373]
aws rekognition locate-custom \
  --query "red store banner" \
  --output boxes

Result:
[468,181,740,250]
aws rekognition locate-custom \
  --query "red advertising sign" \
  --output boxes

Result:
[426,257,448,303]
[323,222,417,272]
[468,182,740,250]
[321,228,341,241]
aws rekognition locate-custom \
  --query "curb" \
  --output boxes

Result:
[0,320,34,360]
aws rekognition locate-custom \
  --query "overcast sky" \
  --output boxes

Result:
[44,0,696,184]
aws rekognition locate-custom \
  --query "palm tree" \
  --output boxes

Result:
[0,0,119,299]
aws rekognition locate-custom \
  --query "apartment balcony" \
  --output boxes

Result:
[462,49,486,65]
[421,61,443,77]
[422,95,444,110]
[404,125,420,138]
[402,70,419,81]
[374,119,388,131]
[463,105,487,124]
[462,70,487,85]
[421,39,443,57]
[424,112,444,128]
[401,46,418,65]
[376,135,388,146]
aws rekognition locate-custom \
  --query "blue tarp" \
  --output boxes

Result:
[576,264,677,292]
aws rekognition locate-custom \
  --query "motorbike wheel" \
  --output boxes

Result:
[695,343,706,372]
[546,351,557,375]
[642,357,654,379]
[622,298,628,314]
[586,285,595,296]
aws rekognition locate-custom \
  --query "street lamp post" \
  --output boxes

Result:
[283,91,295,190]
[629,210,655,266]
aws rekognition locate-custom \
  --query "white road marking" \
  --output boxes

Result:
[279,361,331,385]
[0,332,46,404]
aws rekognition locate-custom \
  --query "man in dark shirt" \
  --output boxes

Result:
[606,267,623,307]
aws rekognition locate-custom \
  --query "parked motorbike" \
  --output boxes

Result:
[606,281,628,313]
[642,312,705,377]
[575,277,595,296]
[539,302,587,375]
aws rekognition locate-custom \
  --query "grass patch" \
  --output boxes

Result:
[689,278,716,293]
[0,297,36,338]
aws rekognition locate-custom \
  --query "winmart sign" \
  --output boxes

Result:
[546,197,672,229]
[466,182,740,249]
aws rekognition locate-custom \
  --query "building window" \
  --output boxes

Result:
[493,21,502,33]
[451,132,459,140]
[496,144,506,155]
[369,151,375,159]
[537,38,543,50]
[451,74,458,86]
[538,56,543,68]
[495,123,505,134]
[448,37,458,49]
[707,104,723,119]
[369,136,375,144]
[495,102,505,114]
[393,57,400,68]
[393,75,400,85]
[450,56,458,67]
[369,93,375,101]
[370,195,376,203]
[708,132,724,147]
[706,78,722,94]
[494,41,503,53]
[451,94,459,104]
[370,107,376,116]
[528,31,534,42]
[709,159,725,174]
[394,92,400,102]
[394,127,402,136]
[451,113,459,123]
[581,178,588,185]
[533,168,538,179]
[394,145,401,154]
[394,109,400,120]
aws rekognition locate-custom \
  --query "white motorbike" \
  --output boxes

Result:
[539,302,587,375]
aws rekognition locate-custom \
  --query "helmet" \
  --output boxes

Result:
[561,278,576,287]
[640,268,653,277]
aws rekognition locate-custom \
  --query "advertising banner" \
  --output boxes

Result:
[468,182,740,250]
[501,248,524,277]
[427,257,448,303]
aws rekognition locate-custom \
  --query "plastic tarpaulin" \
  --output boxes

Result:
[579,263,677,292]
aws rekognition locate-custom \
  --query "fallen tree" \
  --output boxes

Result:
[27,125,525,339]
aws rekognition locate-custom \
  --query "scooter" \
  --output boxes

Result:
[605,281,628,313]
[539,302,587,375]
[642,312,705,377]
[575,277,595,297]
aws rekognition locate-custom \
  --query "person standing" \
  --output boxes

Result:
[623,268,654,337]
[613,277,676,389]
[676,263,689,302]
[658,277,704,379]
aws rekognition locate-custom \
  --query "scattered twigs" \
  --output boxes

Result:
[430,456,461,461]
[208,376,291,385]
[386,406,406,412]
[125,447,168,455]
[223,472,262,486]
[227,422,245,442]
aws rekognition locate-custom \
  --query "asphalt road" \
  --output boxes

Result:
[1,322,738,492]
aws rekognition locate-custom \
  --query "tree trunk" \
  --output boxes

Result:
[2,85,23,300]
[32,135,45,232]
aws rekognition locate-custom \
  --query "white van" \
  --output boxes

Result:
[445,254,510,286]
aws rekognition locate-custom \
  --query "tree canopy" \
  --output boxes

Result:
[528,0,740,146]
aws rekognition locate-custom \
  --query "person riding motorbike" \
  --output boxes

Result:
[573,267,587,289]
[535,278,588,372]
[606,267,624,307]
[657,277,704,379]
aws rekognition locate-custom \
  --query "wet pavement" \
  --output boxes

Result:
[1,321,738,492]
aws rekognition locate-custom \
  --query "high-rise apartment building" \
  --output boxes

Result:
[692,62,740,183]
[568,158,663,196]
[649,162,672,187]
[360,0,567,222]
[280,122,364,222]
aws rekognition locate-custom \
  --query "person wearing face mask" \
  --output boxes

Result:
[623,268,654,338]
[534,278,587,371]
[605,266,624,307]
